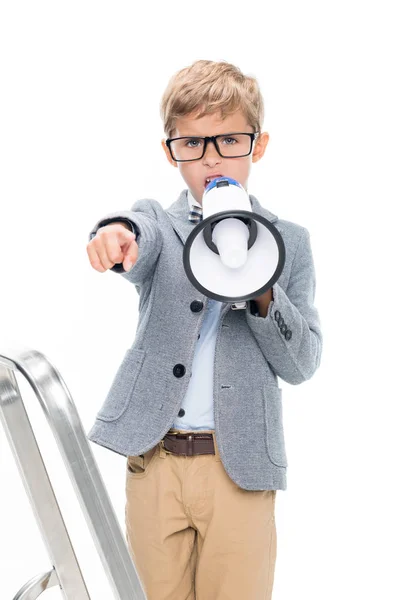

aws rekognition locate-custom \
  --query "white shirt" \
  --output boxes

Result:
[171,189,226,431]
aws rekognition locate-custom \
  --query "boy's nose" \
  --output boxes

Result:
[202,141,221,165]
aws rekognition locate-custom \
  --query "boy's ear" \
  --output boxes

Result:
[252,132,269,163]
[161,139,178,168]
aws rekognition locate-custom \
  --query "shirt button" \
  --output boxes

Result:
[178,408,185,417]
[285,330,292,340]
[278,317,284,327]
[274,310,281,322]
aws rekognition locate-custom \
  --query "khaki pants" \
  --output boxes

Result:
[125,429,277,600]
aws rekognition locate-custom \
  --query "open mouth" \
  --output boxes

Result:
[204,175,224,189]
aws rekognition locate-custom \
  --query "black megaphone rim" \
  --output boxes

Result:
[183,210,286,303]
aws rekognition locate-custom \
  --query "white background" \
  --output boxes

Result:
[1,1,399,598]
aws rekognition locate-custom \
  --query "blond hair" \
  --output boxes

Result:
[160,59,264,138]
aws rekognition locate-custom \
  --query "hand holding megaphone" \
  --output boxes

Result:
[183,177,285,304]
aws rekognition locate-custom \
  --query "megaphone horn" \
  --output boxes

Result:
[183,177,285,304]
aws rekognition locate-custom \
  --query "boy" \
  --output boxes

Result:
[86,59,323,600]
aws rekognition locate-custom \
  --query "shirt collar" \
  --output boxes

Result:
[187,189,202,210]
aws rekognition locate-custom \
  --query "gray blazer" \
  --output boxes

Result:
[87,189,323,491]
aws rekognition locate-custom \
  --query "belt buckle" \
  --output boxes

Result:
[160,439,174,455]
[161,432,193,456]
[161,430,180,455]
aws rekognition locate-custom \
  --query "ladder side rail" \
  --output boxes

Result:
[0,365,90,599]
[0,346,147,600]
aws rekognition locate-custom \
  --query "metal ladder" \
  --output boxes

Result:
[0,345,147,599]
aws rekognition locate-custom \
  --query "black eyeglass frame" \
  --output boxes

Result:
[165,131,260,162]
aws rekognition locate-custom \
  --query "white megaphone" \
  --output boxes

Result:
[183,176,285,304]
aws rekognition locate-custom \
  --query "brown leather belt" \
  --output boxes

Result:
[161,431,215,456]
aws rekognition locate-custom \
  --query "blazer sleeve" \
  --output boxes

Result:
[245,227,323,385]
[88,198,163,286]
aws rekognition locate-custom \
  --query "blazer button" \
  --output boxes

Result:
[278,317,284,327]
[178,408,185,417]
[274,310,281,322]
[173,364,186,377]
[280,324,287,334]
[285,330,292,340]
[190,300,204,312]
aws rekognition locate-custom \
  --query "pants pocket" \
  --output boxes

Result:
[126,445,158,478]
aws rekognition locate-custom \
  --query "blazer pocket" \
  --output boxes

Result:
[263,384,288,467]
[96,348,146,422]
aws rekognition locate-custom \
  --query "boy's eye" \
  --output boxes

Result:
[221,136,238,144]
[185,138,203,148]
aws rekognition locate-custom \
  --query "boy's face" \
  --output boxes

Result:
[161,109,269,205]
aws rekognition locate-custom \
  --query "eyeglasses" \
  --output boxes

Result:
[165,132,260,162]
